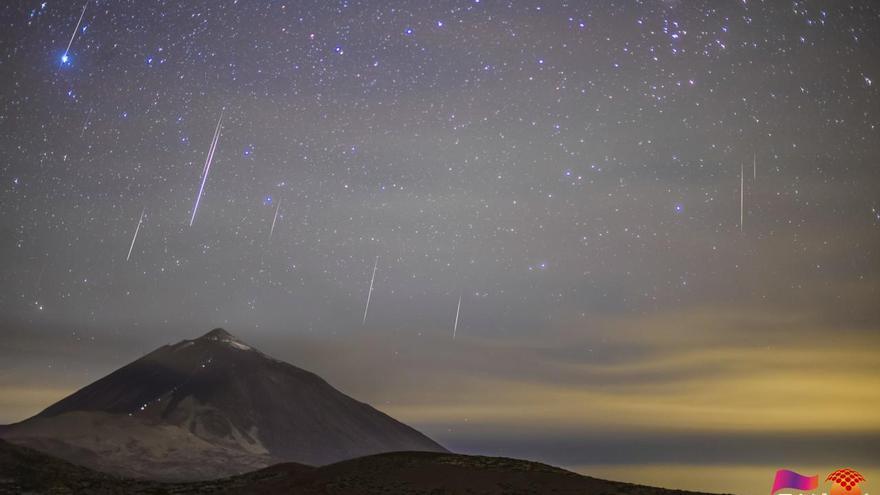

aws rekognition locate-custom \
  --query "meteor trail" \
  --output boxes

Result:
[62,1,88,64]
[126,208,145,261]
[80,107,93,137]
[189,110,223,226]
[362,256,378,325]
[268,199,281,242]
[753,151,757,180]
[453,293,462,339]
[740,163,744,232]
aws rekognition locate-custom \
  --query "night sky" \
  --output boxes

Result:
[1,1,879,493]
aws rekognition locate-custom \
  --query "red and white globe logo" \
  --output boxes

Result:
[827,468,866,495]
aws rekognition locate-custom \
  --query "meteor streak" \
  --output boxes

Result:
[189,110,223,226]
[62,1,89,64]
[453,293,462,339]
[753,151,757,180]
[126,208,145,261]
[740,163,744,232]
[362,256,378,325]
[268,199,281,242]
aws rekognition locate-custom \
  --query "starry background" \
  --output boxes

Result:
[1,0,879,493]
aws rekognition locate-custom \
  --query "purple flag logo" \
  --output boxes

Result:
[771,469,819,494]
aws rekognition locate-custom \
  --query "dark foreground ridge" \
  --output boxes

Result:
[0,439,724,495]
[0,328,445,480]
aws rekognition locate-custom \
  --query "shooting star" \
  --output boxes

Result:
[189,109,223,226]
[362,256,378,325]
[80,107,93,137]
[126,208,145,261]
[62,1,89,64]
[753,151,757,180]
[268,199,281,242]
[740,163,744,232]
[453,293,462,339]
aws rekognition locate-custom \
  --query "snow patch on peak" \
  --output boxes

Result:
[198,329,253,351]
[174,341,195,351]
[201,328,235,340]
[227,340,252,351]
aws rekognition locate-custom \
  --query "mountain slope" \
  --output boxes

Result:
[0,328,445,480]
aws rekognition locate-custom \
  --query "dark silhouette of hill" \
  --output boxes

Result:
[0,439,723,495]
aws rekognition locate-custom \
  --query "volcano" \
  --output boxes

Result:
[0,328,446,481]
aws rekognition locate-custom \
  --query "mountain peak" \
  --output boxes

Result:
[200,328,235,340]
[196,328,253,351]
